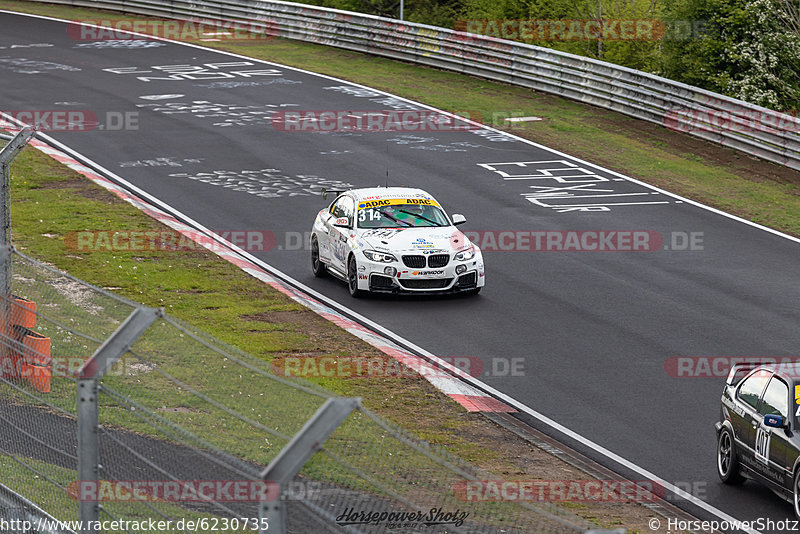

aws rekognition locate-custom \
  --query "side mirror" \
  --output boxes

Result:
[451,214,466,226]
[333,217,350,228]
[764,414,786,428]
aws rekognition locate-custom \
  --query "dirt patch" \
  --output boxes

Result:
[38,175,121,203]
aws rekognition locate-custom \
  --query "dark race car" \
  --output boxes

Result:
[716,363,800,518]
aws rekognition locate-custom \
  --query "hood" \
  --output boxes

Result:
[356,227,471,253]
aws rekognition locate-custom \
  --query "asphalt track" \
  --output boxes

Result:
[2,11,800,532]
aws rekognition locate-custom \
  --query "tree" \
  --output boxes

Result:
[660,0,800,110]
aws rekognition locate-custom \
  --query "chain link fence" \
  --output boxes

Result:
[0,131,599,533]
[1,248,596,533]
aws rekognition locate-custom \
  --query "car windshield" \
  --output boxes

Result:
[357,203,449,228]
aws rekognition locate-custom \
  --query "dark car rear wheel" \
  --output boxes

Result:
[793,470,800,519]
[311,236,326,277]
[717,426,745,485]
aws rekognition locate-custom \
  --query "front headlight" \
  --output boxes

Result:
[454,247,475,262]
[363,250,397,263]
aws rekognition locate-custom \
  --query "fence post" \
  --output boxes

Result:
[0,128,34,387]
[76,306,161,532]
[76,378,99,530]
[259,397,360,534]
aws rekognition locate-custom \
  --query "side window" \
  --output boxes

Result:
[330,196,355,226]
[737,370,772,410]
[330,197,344,218]
[759,377,789,419]
[338,196,355,226]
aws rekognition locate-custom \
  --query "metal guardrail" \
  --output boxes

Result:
[30,0,800,171]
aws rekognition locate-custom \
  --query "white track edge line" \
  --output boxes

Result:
[1,10,769,530]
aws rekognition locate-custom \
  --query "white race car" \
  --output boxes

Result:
[310,187,484,297]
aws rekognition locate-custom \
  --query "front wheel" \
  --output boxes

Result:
[717,426,744,485]
[347,255,365,298]
[311,236,326,277]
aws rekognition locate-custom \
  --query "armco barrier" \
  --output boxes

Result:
[26,0,800,170]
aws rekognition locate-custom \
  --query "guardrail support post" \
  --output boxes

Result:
[259,397,360,534]
[77,306,162,533]
[0,127,33,314]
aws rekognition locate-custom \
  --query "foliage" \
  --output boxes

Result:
[284,0,800,109]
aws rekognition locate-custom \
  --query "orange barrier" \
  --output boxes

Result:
[21,330,51,392]
[2,296,52,392]
[9,296,37,329]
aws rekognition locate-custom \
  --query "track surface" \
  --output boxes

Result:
[3,11,800,531]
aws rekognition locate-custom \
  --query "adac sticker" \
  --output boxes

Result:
[358,198,439,210]
[795,384,800,399]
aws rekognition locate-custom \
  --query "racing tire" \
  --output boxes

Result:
[794,470,800,520]
[717,426,745,485]
[347,255,365,298]
[311,236,326,277]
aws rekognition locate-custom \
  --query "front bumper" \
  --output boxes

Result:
[356,253,484,294]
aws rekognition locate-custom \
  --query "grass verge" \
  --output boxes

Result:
[0,1,761,530]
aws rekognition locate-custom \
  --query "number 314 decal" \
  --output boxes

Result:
[755,427,771,465]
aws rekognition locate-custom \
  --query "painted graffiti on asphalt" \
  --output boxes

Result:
[167,169,354,198]
[76,39,167,49]
[103,61,282,82]
[136,99,298,127]
[119,157,205,168]
[477,159,678,212]
[0,57,80,73]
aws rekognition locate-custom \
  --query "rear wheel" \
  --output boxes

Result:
[311,236,326,277]
[717,426,745,485]
[347,255,365,298]
[794,470,800,519]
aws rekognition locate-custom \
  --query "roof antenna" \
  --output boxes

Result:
[385,142,389,188]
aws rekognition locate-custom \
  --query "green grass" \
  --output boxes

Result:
[2,2,788,529]
[0,454,252,532]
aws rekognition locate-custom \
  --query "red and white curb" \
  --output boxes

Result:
[5,127,514,413]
